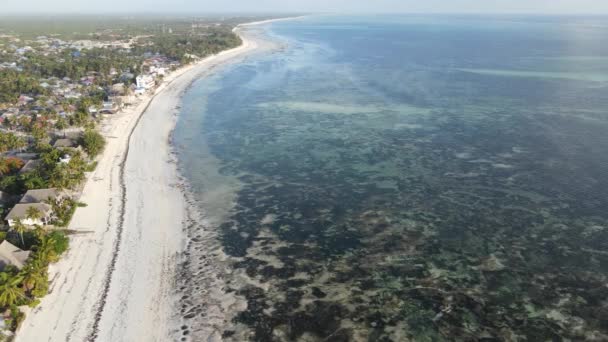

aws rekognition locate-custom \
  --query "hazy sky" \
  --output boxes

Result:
[3,0,608,14]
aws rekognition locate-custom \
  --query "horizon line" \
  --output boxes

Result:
[1,11,608,17]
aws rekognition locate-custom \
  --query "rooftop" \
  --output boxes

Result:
[53,138,77,148]
[18,159,42,174]
[0,240,31,270]
[19,188,60,204]
[5,203,52,222]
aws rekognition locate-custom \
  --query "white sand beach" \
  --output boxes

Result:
[15,20,280,342]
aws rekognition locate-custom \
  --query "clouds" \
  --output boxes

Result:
[2,0,608,14]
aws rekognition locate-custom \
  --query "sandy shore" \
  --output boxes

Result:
[15,19,282,342]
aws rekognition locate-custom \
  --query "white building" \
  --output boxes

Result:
[5,203,53,227]
[136,74,155,90]
[150,66,166,76]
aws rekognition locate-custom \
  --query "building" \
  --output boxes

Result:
[5,203,53,227]
[19,188,62,204]
[0,240,31,270]
[149,66,166,76]
[134,87,147,95]
[53,138,79,150]
[18,95,34,106]
[135,74,155,90]
[110,83,127,96]
[12,152,39,161]
[99,98,121,114]
[18,159,42,174]
[120,72,135,83]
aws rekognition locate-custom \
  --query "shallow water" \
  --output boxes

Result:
[174,15,608,341]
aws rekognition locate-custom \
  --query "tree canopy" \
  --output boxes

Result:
[0,69,46,103]
[81,129,106,157]
[0,132,27,153]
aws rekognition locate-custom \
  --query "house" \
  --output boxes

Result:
[0,112,14,125]
[18,159,42,174]
[64,91,81,99]
[16,46,33,55]
[12,152,38,161]
[99,100,120,114]
[0,240,30,270]
[53,138,79,150]
[18,95,34,106]
[135,74,155,90]
[149,66,166,76]
[5,203,53,227]
[19,188,61,204]
[81,77,94,86]
[110,83,126,96]
[120,72,135,82]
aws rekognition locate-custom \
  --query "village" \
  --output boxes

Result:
[0,17,242,337]
[0,37,175,338]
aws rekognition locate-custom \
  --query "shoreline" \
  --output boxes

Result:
[15,17,294,342]
[170,21,291,341]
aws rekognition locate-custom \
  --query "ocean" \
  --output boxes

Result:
[174,15,608,341]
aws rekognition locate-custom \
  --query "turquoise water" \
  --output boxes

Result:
[175,15,608,341]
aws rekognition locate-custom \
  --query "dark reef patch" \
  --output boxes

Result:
[176,15,608,342]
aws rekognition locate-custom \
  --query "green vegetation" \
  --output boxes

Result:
[131,28,241,64]
[11,220,27,248]
[48,197,80,227]
[0,69,46,103]
[81,129,106,157]
[21,48,142,86]
[0,15,259,40]
[0,132,26,153]
[46,231,69,256]
[46,151,88,189]
[0,229,69,331]
[0,157,24,176]
[0,148,92,194]
[0,15,260,335]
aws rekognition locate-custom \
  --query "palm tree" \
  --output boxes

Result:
[35,235,58,264]
[26,206,43,224]
[0,158,10,175]
[0,132,26,153]
[0,273,25,307]
[33,226,46,242]
[20,263,46,292]
[0,157,24,176]
[55,117,68,138]
[12,219,27,248]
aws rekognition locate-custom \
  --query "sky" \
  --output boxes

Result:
[2,0,608,14]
